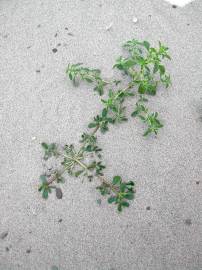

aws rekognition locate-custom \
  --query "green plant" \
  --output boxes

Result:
[38,38,171,212]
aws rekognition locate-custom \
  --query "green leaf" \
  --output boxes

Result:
[124,192,134,200]
[120,183,126,192]
[122,201,129,207]
[88,123,97,128]
[159,65,165,75]
[42,189,49,199]
[138,84,146,94]
[131,110,138,117]
[108,196,116,204]
[143,41,150,51]
[41,142,48,150]
[143,128,152,136]
[118,204,122,212]
[112,176,122,185]
[38,184,43,192]
[40,175,47,183]
[102,108,108,117]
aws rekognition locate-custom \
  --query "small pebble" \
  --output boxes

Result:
[5,247,9,252]
[65,27,68,30]
[146,206,151,210]
[0,231,8,240]
[54,33,58,37]
[68,33,74,36]
[184,218,192,226]
[26,248,31,254]
[196,181,199,185]
[31,136,36,141]
[58,218,63,223]
[132,17,138,23]
[56,188,63,199]
[172,5,177,8]
[52,48,58,53]
[36,70,40,73]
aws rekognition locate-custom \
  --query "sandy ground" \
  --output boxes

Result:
[0,0,202,269]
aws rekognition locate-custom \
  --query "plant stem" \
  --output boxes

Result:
[47,82,134,187]
[73,158,88,170]
[47,168,66,185]
[97,175,119,193]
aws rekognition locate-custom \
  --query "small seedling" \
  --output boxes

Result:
[38,38,171,212]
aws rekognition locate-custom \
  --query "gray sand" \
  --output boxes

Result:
[0,0,202,269]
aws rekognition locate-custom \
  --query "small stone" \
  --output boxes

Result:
[68,33,74,36]
[37,24,41,28]
[54,33,58,37]
[5,247,9,252]
[57,43,61,47]
[31,136,36,141]
[184,218,192,226]
[106,22,113,31]
[132,17,138,23]
[56,188,63,199]
[58,218,63,223]
[146,206,151,210]
[172,5,177,8]
[36,70,40,73]
[65,27,68,30]
[196,181,200,185]
[52,48,58,53]
[26,248,31,254]
[0,231,8,240]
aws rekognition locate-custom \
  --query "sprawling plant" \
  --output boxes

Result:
[38,39,171,212]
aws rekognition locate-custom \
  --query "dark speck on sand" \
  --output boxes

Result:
[184,219,192,226]
[52,48,58,53]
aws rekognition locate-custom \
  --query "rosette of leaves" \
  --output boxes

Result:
[97,176,135,212]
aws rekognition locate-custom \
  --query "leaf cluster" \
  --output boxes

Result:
[66,63,107,95]
[97,176,135,212]
[41,142,58,160]
[131,98,163,136]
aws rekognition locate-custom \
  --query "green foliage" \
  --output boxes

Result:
[120,39,172,93]
[97,176,135,212]
[131,98,163,136]
[41,142,58,160]
[38,175,52,199]
[88,112,114,133]
[66,63,107,95]
[38,38,171,212]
